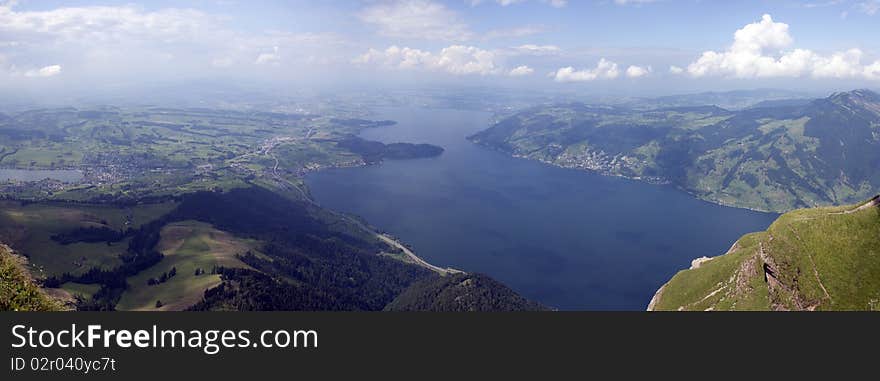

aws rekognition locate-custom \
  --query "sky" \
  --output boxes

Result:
[1,0,880,100]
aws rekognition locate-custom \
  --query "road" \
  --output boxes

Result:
[376,234,462,275]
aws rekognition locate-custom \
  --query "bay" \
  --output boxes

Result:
[306,107,777,310]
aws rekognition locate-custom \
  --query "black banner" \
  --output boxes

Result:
[1,312,876,379]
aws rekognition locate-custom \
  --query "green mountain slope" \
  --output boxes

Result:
[0,244,60,311]
[470,89,880,212]
[625,89,811,110]
[649,195,880,311]
[0,186,541,312]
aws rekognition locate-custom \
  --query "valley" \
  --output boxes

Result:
[306,106,778,310]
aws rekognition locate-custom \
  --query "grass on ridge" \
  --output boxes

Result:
[115,220,261,311]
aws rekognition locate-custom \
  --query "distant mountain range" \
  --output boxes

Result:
[469,89,880,213]
[624,88,813,110]
[649,195,880,311]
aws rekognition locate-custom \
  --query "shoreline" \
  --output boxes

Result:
[376,233,463,276]
[646,285,665,311]
[470,141,805,215]
[303,180,462,276]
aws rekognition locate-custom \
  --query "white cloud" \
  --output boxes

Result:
[684,14,880,80]
[858,1,880,15]
[0,5,222,44]
[864,61,880,79]
[354,45,508,75]
[354,46,431,68]
[510,44,561,55]
[508,65,534,76]
[543,0,568,7]
[474,0,527,5]
[470,0,566,7]
[0,2,351,82]
[553,59,620,82]
[211,57,234,68]
[255,46,280,65]
[24,64,61,77]
[801,0,845,8]
[359,0,472,41]
[614,0,658,5]
[483,25,545,40]
[625,65,651,78]
[432,45,500,75]
[809,49,865,78]
[669,65,684,74]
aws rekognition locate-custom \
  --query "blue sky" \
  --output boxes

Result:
[1,0,879,97]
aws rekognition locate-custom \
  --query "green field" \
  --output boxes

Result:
[0,200,177,276]
[0,107,439,205]
[60,282,102,300]
[115,220,260,311]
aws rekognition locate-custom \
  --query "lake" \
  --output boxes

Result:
[0,168,83,183]
[305,107,778,310]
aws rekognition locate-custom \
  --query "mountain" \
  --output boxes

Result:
[384,273,548,312]
[626,89,812,110]
[1,186,542,312]
[745,98,813,110]
[469,89,880,212]
[648,195,880,311]
[9,186,541,312]
[0,244,60,311]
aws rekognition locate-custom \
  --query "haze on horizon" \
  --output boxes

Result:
[2,0,880,103]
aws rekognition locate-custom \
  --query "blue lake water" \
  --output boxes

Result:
[0,168,83,183]
[305,107,778,310]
